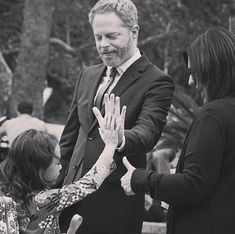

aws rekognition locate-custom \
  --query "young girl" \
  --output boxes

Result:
[0,95,126,233]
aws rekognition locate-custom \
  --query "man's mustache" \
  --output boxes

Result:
[99,49,117,54]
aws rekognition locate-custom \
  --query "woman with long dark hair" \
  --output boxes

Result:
[121,27,235,234]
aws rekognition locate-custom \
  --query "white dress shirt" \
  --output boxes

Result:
[95,49,142,100]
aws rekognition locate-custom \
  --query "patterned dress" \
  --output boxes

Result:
[0,164,110,234]
[0,196,19,233]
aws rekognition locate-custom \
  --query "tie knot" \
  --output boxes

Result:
[109,67,117,79]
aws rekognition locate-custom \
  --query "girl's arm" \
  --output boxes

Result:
[35,94,126,212]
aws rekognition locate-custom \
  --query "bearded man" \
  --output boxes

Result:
[58,0,174,233]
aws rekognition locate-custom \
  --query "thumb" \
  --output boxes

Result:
[92,107,102,125]
[122,157,133,171]
[92,107,100,117]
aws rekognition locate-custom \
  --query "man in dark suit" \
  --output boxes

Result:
[59,0,174,233]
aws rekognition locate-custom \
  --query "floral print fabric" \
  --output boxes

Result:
[0,196,19,234]
[0,164,110,234]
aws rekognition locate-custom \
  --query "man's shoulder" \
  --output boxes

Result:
[77,63,105,82]
[143,63,173,86]
[146,62,168,77]
[134,53,171,80]
[82,63,105,74]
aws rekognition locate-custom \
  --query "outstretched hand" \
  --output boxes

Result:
[93,93,126,147]
[121,157,136,195]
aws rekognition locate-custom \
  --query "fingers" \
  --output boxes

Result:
[100,93,126,132]
[120,170,135,196]
[122,157,133,170]
[67,214,83,234]
[114,96,120,117]
[120,105,126,127]
[104,93,115,116]
[111,113,115,130]
[93,107,104,127]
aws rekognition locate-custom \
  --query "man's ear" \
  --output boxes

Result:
[131,25,139,41]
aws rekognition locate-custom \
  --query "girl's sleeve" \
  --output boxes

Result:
[0,196,19,234]
[34,164,110,212]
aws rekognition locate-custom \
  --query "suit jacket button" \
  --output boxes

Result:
[73,164,77,169]
[88,136,94,141]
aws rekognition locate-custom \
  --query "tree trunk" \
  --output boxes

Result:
[0,52,13,116]
[229,0,235,33]
[9,0,55,118]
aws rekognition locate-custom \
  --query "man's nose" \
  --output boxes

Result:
[100,37,110,48]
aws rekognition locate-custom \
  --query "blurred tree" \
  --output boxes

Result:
[0,0,230,123]
[0,51,12,116]
[135,0,229,100]
[159,85,199,151]
[227,0,235,32]
[8,0,55,118]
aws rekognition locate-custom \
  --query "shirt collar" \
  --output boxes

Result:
[107,49,141,76]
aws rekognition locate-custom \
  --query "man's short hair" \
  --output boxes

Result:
[17,101,33,115]
[88,0,138,28]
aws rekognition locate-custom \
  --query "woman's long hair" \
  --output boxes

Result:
[0,129,58,201]
[187,27,235,102]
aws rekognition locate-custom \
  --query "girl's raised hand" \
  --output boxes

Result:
[93,93,126,147]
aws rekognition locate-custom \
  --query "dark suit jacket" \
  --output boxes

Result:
[59,54,174,233]
[131,96,235,234]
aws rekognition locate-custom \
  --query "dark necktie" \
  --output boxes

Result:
[95,67,117,109]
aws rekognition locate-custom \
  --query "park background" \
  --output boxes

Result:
[1,0,234,150]
[0,0,234,170]
[0,0,234,167]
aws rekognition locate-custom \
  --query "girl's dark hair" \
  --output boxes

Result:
[0,129,58,201]
[187,27,235,102]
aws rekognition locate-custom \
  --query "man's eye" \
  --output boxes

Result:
[95,36,102,41]
[107,35,117,40]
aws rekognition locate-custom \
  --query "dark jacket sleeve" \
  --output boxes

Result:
[124,75,174,155]
[56,68,85,186]
[131,111,225,205]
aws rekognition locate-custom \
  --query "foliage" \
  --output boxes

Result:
[8,0,55,118]
[0,0,231,124]
[158,85,199,151]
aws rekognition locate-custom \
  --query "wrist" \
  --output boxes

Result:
[104,143,117,152]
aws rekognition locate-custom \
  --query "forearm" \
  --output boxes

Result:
[131,162,219,206]
[95,144,116,170]
[51,143,116,211]
[123,76,174,155]
[124,126,160,155]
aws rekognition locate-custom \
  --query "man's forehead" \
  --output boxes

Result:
[92,12,125,26]
[93,28,121,35]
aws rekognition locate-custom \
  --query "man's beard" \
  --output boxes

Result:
[99,37,133,67]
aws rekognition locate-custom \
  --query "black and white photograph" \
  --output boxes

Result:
[0,0,234,233]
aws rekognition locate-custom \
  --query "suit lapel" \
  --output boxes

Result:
[87,64,106,126]
[111,54,149,97]
[88,54,149,133]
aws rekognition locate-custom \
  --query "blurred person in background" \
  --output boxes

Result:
[144,142,178,223]
[0,101,47,145]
